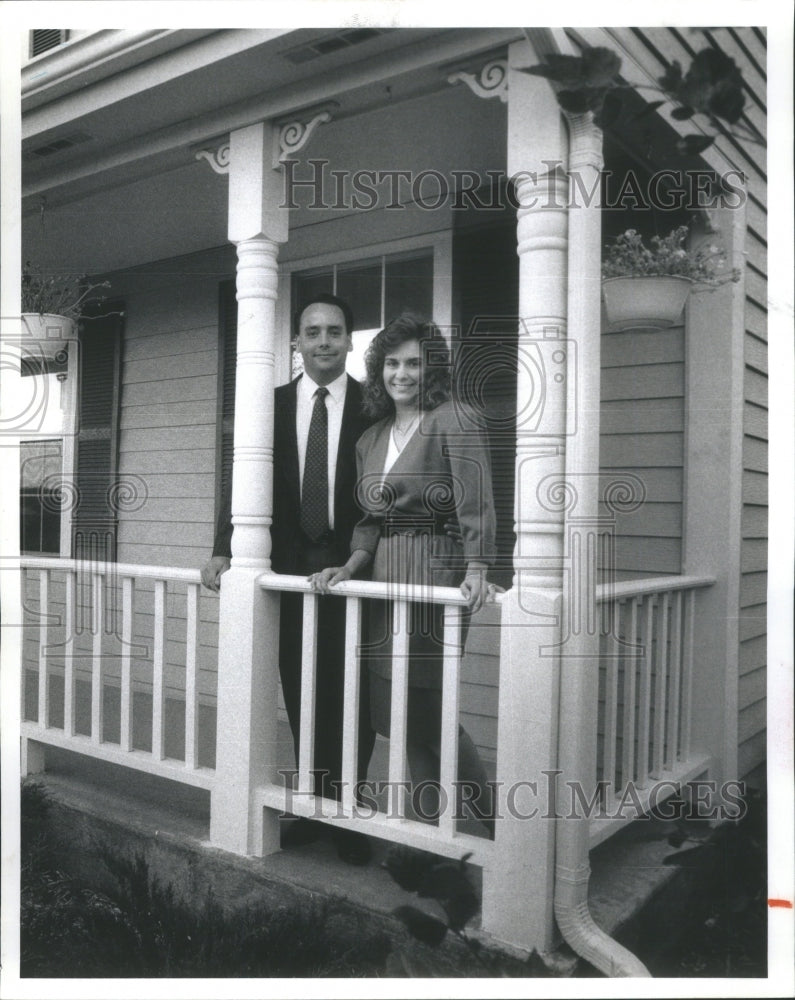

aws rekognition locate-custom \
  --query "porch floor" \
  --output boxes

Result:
[23,728,725,975]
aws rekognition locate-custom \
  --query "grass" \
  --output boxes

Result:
[21,782,390,978]
[640,786,768,977]
[20,780,768,979]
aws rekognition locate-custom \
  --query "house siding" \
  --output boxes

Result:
[600,26,769,779]
[599,326,685,580]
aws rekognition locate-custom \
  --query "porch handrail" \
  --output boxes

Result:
[21,555,202,585]
[257,570,471,605]
[595,574,716,602]
[20,556,209,786]
[590,572,717,850]
[255,569,493,861]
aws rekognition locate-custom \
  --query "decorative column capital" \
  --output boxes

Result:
[564,112,604,172]
[195,139,231,174]
[448,59,508,103]
[274,110,333,166]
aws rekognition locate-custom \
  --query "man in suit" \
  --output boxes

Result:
[201,293,375,864]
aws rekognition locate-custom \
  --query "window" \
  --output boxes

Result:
[291,249,434,378]
[20,440,63,554]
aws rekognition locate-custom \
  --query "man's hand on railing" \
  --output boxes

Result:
[460,563,504,614]
[201,556,231,592]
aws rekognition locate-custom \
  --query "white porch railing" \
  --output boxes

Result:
[590,574,716,846]
[21,558,714,861]
[256,573,494,867]
[20,557,214,790]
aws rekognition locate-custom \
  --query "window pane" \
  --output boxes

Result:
[336,260,381,331]
[292,269,334,319]
[385,252,433,322]
[20,439,62,554]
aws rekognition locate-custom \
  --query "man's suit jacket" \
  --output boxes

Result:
[212,374,373,571]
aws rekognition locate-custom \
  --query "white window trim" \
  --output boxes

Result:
[17,348,76,558]
[275,230,453,384]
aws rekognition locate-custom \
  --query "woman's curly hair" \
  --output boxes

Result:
[361,312,451,419]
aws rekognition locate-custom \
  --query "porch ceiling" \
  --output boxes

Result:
[22,27,520,215]
[21,26,516,275]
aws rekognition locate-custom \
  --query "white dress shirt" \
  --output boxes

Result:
[296,370,348,530]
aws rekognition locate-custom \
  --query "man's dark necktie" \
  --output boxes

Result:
[300,386,330,541]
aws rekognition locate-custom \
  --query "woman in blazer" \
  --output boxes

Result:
[310,312,496,835]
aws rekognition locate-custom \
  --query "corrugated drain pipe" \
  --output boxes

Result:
[547,26,651,977]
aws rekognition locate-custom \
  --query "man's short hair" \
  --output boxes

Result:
[293,293,354,338]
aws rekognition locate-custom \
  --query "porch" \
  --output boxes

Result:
[14,26,757,975]
[24,739,734,977]
[21,554,716,967]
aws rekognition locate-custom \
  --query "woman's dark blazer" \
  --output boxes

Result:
[350,400,497,574]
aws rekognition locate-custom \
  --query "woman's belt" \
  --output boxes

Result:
[379,517,453,538]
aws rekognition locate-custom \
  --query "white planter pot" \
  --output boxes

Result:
[601,276,692,331]
[20,312,76,362]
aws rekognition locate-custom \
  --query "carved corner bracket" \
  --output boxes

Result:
[194,141,231,175]
[448,59,508,103]
[274,111,332,166]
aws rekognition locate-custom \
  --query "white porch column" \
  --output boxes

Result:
[481,37,570,955]
[210,122,288,856]
[683,196,748,787]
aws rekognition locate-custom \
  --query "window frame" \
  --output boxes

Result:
[276,232,452,384]
[17,343,79,558]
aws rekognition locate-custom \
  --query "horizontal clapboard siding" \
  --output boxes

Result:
[738,47,768,774]
[609,25,768,777]
[564,24,768,779]
[599,327,684,579]
[111,246,236,570]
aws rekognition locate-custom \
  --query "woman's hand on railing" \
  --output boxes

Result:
[308,565,352,593]
[309,549,372,593]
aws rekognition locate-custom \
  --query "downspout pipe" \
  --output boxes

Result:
[550,39,651,976]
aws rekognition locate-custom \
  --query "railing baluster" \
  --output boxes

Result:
[652,592,670,777]
[64,569,76,736]
[637,596,653,788]
[297,593,318,796]
[621,598,638,789]
[603,599,620,802]
[91,571,103,745]
[438,603,462,838]
[37,570,49,729]
[682,590,696,759]
[388,600,410,820]
[666,591,683,769]
[340,596,362,815]
[120,577,134,752]
[152,579,166,760]
[185,583,200,769]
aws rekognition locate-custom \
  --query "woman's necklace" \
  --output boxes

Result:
[392,412,419,450]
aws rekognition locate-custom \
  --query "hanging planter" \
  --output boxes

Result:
[20,312,75,363]
[20,263,111,366]
[601,275,692,331]
[601,227,741,333]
